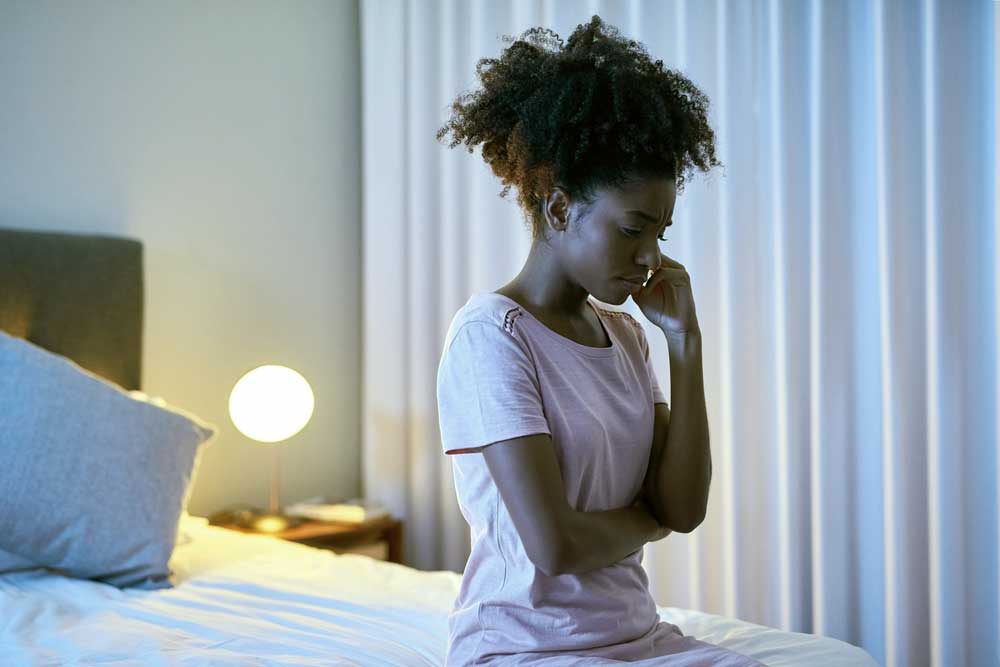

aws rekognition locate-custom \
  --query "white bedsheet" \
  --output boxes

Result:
[0,514,878,666]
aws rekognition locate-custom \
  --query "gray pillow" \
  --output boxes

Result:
[0,331,216,589]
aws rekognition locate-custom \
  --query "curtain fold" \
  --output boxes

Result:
[361,2,998,665]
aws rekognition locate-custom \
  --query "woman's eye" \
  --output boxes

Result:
[622,228,668,242]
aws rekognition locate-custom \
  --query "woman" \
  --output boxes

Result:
[435,16,760,666]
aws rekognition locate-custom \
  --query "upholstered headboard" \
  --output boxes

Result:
[0,227,144,390]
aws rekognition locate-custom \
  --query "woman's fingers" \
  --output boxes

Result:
[640,271,673,296]
[648,267,687,283]
[643,254,689,293]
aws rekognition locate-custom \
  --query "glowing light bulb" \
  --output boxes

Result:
[228,365,314,443]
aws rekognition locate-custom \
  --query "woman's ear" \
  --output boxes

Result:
[543,187,572,232]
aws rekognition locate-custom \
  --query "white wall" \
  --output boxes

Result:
[0,0,362,517]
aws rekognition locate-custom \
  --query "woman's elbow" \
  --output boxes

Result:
[669,509,707,534]
[661,495,709,534]
[681,493,712,532]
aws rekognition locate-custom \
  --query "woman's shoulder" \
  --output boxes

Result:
[440,293,537,367]
[446,292,528,340]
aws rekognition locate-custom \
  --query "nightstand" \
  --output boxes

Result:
[217,515,404,564]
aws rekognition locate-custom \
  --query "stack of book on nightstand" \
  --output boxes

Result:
[283,496,389,524]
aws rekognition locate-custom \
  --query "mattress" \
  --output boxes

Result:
[0,513,878,666]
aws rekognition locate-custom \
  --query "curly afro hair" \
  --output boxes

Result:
[436,15,723,240]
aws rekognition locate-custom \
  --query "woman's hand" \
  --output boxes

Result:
[632,251,701,336]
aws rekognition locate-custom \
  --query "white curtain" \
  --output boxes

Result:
[360,1,998,666]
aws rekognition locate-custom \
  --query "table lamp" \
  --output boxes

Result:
[228,364,315,533]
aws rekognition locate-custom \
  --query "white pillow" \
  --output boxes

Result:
[0,331,216,589]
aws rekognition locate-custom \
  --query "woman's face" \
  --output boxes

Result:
[545,175,676,305]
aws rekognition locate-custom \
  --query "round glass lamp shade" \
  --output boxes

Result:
[229,365,314,443]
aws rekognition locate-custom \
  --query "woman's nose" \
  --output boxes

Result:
[638,246,660,273]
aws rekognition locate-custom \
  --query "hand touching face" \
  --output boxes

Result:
[632,251,700,336]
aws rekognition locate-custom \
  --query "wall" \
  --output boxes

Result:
[0,0,362,517]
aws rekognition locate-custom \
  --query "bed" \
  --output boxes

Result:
[0,228,879,666]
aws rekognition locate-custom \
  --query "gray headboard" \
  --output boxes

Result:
[0,227,144,390]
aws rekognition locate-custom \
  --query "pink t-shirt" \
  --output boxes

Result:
[438,292,765,666]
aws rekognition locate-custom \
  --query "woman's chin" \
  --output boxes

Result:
[605,280,640,304]
[593,285,632,306]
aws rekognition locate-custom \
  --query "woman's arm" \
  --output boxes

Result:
[554,497,671,576]
[642,402,670,525]
[554,397,678,576]
[635,488,674,543]
[647,331,712,533]
[482,432,669,577]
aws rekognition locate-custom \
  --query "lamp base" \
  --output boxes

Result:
[248,512,304,533]
[206,509,304,533]
[207,505,306,533]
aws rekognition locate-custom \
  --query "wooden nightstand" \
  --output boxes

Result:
[217,515,404,564]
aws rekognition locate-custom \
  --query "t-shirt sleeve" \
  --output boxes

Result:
[437,320,552,455]
[636,321,669,406]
